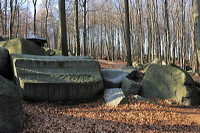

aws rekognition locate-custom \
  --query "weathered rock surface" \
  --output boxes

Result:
[0,47,12,79]
[143,58,166,72]
[141,64,200,106]
[104,88,127,107]
[101,69,129,88]
[0,75,23,133]
[11,54,104,102]
[109,67,141,81]
[132,62,144,70]
[121,78,140,95]
[0,38,45,55]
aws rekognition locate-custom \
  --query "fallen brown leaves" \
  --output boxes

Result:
[98,60,127,69]
[22,95,200,132]
[22,60,200,132]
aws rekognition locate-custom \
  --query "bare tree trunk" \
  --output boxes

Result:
[164,0,171,64]
[4,0,7,35]
[58,0,68,56]
[124,0,132,66]
[45,0,49,46]
[146,1,152,63]
[0,2,4,35]
[32,0,37,35]
[100,14,103,59]
[74,0,80,56]
[9,0,13,39]
[9,0,17,40]
[83,0,87,56]
[192,0,200,75]
[15,7,19,38]
[117,27,121,61]
[180,0,186,69]
[137,0,143,65]
[155,0,161,59]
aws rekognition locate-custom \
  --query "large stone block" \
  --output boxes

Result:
[0,75,23,133]
[0,47,12,79]
[11,54,104,102]
[141,64,200,106]
[0,38,45,55]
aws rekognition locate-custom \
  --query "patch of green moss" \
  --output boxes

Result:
[141,64,200,106]
[54,49,62,56]
[43,47,56,56]
[0,38,45,55]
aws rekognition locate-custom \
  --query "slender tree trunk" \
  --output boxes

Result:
[45,0,49,46]
[100,14,103,59]
[58,0,68,56]
[74,0,80,56]
[9,0,14,40]
[117,27,121,61]
[124,0,132,66]
[32,0,37,35]
[180,0,186,69]
[15,7,19,38]
[164,0,171,64]
[0,2,4,35]
[192,0,200,75]
[83,0,87,56]
[146,1,152,63]
[4,0,7,35]
[155,0,161,59]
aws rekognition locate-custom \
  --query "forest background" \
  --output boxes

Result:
[0,0,198,73]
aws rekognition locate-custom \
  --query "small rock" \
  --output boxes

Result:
[104,88,127,107]
[121,78,140,95]
[101,69,129,88]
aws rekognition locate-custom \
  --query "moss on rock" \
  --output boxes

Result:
[43,47,56,56]
[11,54,104,102]
[0,47,12,79]
[0,75,23,133]
[141,64,200,106]
[0,38,45,55]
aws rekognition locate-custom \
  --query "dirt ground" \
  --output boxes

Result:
[22,60,200,132]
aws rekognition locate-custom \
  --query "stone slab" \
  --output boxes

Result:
[11,54,104,102]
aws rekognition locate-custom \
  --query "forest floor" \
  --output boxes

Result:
[22,60,200,132]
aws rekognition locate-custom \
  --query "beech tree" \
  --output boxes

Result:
[32,0,37,35]
[58,0,68,56]
[5,0,8,35]
[83,0,87,56]
[74,0,80,56]
[192,0,200,75]
[45,0,49,42]
[124,0,132,66]
[0,0,199,71]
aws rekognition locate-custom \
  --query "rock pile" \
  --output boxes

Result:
[101,68,142,106]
